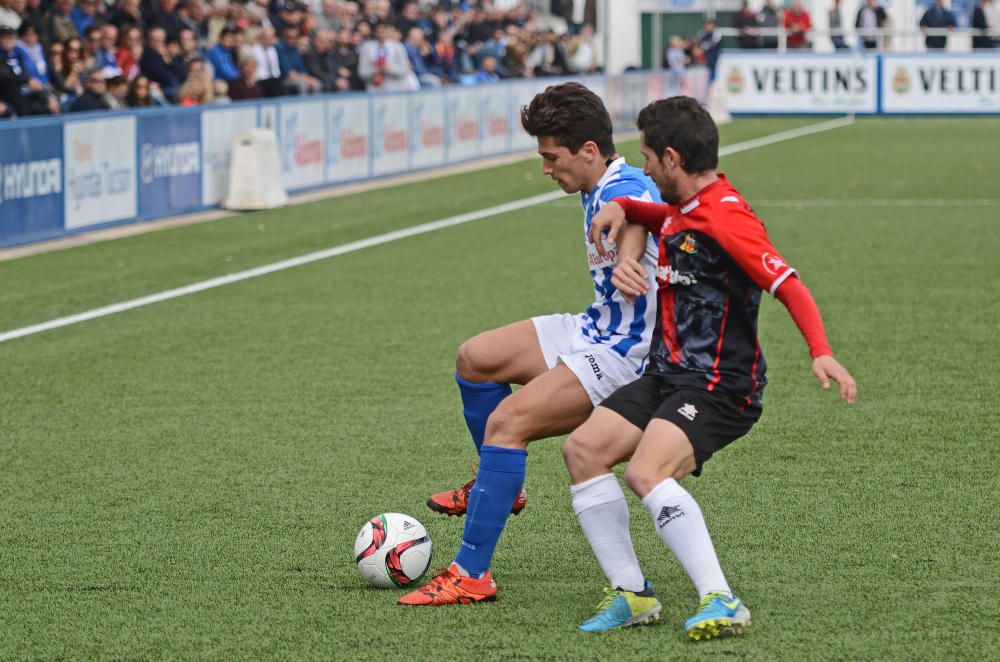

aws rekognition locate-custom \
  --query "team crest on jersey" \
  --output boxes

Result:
[679,233,697,254]
[761,252,787,275]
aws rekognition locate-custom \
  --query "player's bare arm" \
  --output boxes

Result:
[811,355,857,404]
[773,275,857,405]
[587,200,626,255]
[606,223,650,305]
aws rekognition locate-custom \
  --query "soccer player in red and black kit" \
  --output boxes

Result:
[561,96,857,638]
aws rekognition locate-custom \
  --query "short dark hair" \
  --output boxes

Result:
[636,96,718,174]
[520,82,615,157]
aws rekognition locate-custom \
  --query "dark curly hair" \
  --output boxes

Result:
[520,82,616,157]
[636,96,718,174]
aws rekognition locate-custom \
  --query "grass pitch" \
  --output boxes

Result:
[1,117,998,659]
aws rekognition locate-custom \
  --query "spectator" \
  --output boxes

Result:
[987,0,1000,41]
[187,0,209,42]
[23,0,43,34]
[71,0,99,36]
[174,27,202,67]
[404,25,440,87]
[272,0,304,35]
[427,5,452,43]
[474,52,498,83]
[358,19,414,90]
[204,0,227,45]
[829,0,848,50]
[499,33,529,78]
[109,0,144,32]
[228,53,262,99]
[44,0,77,46]
[2,22,55,113]
[315,0,341,32]
[175,1,202,37]
[70,65,110,110]
[0,25,24,114]
[354,19,372,43]
[250,25,282,95]
[663,35,686,89]
[104,72,127,108]
[276,25,321,93]
[856,0,888,50]
[176,68,210,104]
[46,38,63,80]
[81,23,100,67]
[304,29,337,90]
[920,0,955,49]
[758,0,780,49]
[125,72,155,105]
[140,26,180,97]
[529,29,569,77]
[50,36,83,100]
[568,23,600,73]
[733,2,759,49]
[150,0,186,40]
[95,23,118,69]
[694,18,720,80]
[183,57,222,100]
[433,28,460,82]
[206,26,239,80]
[972,0,997,48]
[330,27,361,90]
[394,0,419,35]
[115,24,143,80]
[16,21,47,84]
[0,0,21,31]
[784,0,812,48]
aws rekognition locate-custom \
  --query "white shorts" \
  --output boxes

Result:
[531,313,646,406]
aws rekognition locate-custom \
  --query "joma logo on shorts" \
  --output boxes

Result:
[584,354,603,380]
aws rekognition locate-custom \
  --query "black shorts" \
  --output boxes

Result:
[599,374,762,476]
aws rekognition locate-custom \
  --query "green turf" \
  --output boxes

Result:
[1,116,998,659]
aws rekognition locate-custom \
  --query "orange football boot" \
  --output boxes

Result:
[397,564,497,606]
[426,471,527,517]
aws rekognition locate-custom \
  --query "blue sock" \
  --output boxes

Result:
[454,445,527,577]
[455,374,511,455]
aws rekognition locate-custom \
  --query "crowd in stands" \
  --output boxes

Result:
[658,0,1000,81]
[728,0,999,52]
[0,0,604,118]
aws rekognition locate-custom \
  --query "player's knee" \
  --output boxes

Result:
[562,426,605,475]
[624,460,691,498]
[455,337,492,382]
[483,401,529,449]
[486,398,533,448]
[623,464,661,499]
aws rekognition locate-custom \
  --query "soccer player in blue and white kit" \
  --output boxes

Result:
[400,83,663,607]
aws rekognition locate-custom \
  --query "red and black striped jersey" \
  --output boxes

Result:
[614,174,796,408]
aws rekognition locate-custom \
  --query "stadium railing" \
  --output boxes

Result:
[0,69,708,249]
[701,26,1000,53]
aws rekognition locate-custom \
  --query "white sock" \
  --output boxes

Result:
[641,477,731,599]
[571,473,646,593]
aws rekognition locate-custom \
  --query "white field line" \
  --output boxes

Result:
[754,198,1000,207]
[0,118,854,346]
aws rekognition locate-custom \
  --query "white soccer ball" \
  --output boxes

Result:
[354,513,433,588]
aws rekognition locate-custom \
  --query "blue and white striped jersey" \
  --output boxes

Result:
[578,157,661,361]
